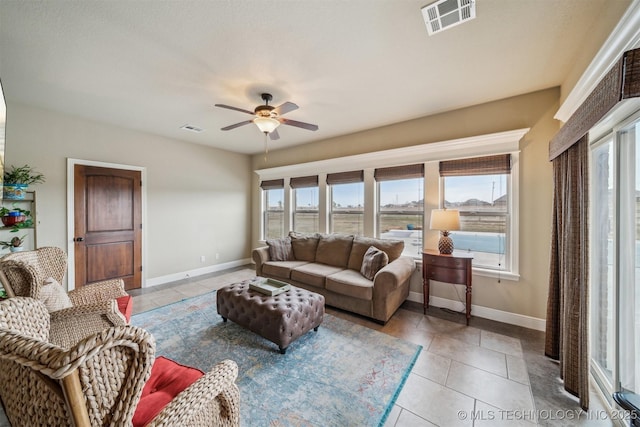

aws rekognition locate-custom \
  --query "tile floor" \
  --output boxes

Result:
[0,266,614,427]
[128,266,616,427]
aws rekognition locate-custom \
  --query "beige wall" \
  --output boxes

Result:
[250,88,559,322]
[4,102,252,285]
[558,0,631,106]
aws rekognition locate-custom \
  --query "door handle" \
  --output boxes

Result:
[74,237,84,242]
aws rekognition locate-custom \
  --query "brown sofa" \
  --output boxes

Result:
[252,233,416,324]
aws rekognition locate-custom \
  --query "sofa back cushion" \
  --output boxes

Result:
[348,236,404,270]
[315,234,354,268]
[288,232,320,262]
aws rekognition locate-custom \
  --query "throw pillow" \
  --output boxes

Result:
[360,246,389,280]
[39,277,73,312]
[266,237,294,261]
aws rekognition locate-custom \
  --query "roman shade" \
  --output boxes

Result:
[260,179,284,190]
[326,170,364,185]
[439,154,511,176]
[549,47,640,161]
[374,164,424,181]
[290,175,319,188]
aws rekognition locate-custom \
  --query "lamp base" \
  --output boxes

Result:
[438,235,454,254]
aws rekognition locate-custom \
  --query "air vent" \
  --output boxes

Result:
[421,0,476,36]
[180,124,204,133]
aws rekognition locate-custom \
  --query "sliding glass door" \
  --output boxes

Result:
[590,114,640,406]
[590,137,615,394]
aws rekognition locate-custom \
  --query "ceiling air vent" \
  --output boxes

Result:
[180,124,204,133]
[421,0,476,36]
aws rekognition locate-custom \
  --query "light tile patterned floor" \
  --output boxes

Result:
[0,266,615,427]
[128,266,614,427]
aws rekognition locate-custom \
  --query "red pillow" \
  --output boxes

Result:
[116,295,133,322]
[132,356,204,427]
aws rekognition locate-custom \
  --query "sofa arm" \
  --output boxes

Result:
[373,256,416,294]
[49,300,127,348]
[147,359,240,427]
[252,246,270,276]
[68,279,127,306]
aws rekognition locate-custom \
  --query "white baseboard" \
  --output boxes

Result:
[145,258,251,287]
[407,291,546,331]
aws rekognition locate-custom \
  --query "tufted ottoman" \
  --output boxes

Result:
[216,280,325,354]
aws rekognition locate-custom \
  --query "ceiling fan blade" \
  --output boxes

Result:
[280,118,319,131]
[269,129,280,140]
[273,102,298,116]
[214,104,255,115]
[221,120,253,131]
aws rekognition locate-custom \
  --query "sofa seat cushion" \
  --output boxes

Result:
[315,234,354,268]
[132,356,204,427]
[263,261,309,279]
[291,263,344,289]
[348,236,404,270]
[326,270,374,300]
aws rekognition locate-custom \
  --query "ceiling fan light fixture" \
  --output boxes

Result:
[254,116,280,134]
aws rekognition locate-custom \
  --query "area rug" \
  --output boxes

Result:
[132,290,422,427]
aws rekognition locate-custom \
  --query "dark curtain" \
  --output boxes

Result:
[545,135,590,410]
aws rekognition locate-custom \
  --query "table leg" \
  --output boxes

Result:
[466,283,471,325]
[423,278,430,314]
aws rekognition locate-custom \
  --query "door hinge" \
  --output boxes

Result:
[140,266,143,272]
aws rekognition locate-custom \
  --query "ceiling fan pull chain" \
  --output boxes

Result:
[264,132,269,163]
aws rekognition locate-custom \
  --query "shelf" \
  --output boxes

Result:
[0,191,37,252]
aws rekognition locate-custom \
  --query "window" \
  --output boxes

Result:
[591,138,615,389]
[440,154,512,271]
[261,179,284,239]
[291,175,319,233]
[328,171,364,235]
[590,115,640,405]
[376,164,424,257]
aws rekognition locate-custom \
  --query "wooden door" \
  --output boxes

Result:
[74,165,142,290]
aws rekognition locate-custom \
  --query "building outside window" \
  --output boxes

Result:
[291,175,319,233]
[260,179,284,239]
[440,155,512,271]
[328,170,364,235]
[376,164,424,257]
[590,115,640,408]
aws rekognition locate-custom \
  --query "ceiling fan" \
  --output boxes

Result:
[215,93,318,140]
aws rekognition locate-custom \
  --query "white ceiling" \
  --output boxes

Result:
[0,0,625,154]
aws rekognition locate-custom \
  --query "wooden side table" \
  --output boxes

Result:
[422,249,474,325]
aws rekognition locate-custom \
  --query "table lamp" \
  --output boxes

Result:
[430,209,460,254]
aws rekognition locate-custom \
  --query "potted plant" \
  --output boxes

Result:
[3,164,45,200]
[0,235,26,252]
[0,206,32,230]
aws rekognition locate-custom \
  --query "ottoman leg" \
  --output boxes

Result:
[314,326,319,332]
[279,346,287,355]
[221,316,227,322]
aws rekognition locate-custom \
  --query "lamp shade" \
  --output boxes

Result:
[254,117,280,134]
[429,209,460,231]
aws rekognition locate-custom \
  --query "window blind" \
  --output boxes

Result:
[326,170,364,185]
[374,163,424,181]
[439,154,511,176]
[260,179,284,190]
[290,175,319,189]
[549,47,640,161]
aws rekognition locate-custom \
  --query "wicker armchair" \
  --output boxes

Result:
[0,297,241,427]
[0,246,132,334]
